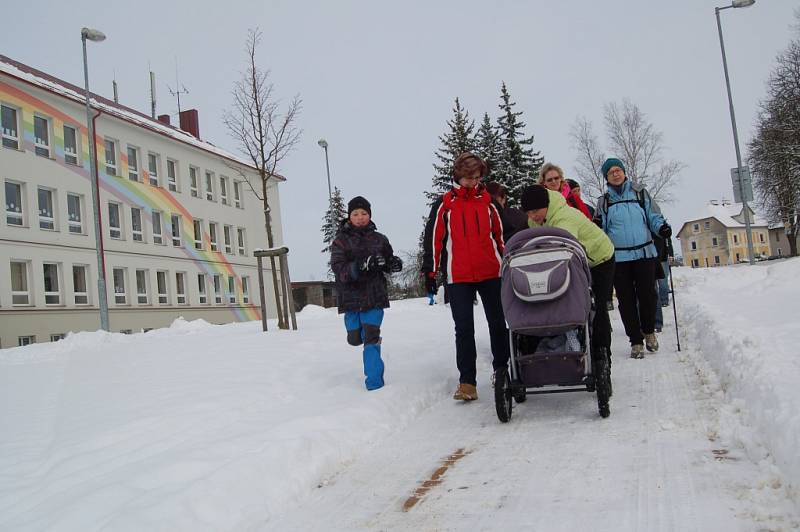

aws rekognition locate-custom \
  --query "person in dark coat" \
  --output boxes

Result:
[485,181,528,242]
[566,179,595,219]
[423,153,509,402]
[330,196,402,390]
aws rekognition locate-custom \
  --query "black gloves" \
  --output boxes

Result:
[359,254,386,273]
[424,272,437,295]
[387,255,403,273]
[658,223,672,239]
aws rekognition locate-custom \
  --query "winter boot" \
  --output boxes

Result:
[644,333,659,353]
[453,383,478,401]
[630,344,645,359]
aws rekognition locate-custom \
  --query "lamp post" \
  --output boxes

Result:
[715,0,756,265]
[81,27,110,330]
[317,138,332,200]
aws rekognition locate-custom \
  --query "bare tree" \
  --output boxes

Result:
[224,28,302,328]
[569,116,606,204]
[571,99,684,205]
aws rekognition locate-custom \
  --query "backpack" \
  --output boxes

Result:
[598,187,663,253]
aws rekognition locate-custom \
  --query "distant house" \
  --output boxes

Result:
[677,200,772,267]
[291,281,337,311]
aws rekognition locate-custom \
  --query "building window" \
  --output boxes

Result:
[224,225,233,254]
[759,233,765,243]
[18,335,35,346]
[213,274,222,304]
[220,176,229,205]
[136,269,149,304]
[113,268,127,304]
[43,263,61,305]
[228,275,237,304]
[38,188,56,230]
[198,273,207,304]
[11,261,31,305]
[50,333,65,342]
[127,146,140,181]
[209,222,218,252]
[5,181,24,226]
[733,234,739,244]
[692,258,699,267]
[67,193,83,234]
[714,256,720,265]
[167,159,178,192]
[205,171,214,201]
[1,104,20,149]
[193,219,203,250]
[152,211,163,245]
[189,166,199,197]
[704,221,711,230]
[242,276,250,303]
[711,237,718,247]
[156,270,169,304]
[104,139,117,176]
[73,264,89,304]
[33,115,51,157]
[147,153,160,186]
[176,272,187,304]
[108,203,122,239]
[237,228,246,255]
[63,125,79,165]
[692,223,699,232]
[233,181,242,208]
[171,214,181,247]
[131,207,144,242]
[690,241,697,251]
[735,253,740,262]
[119,329,133,335]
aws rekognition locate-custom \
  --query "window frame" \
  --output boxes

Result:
[63,124,80,165]
[711,236,718,247]
[50,333,66,342]
[189,166,199,197]
[135,268,150,304]
[233,181,242,208]
[209,222,219,252]
[242,276,250,304]
[193,219,204,250]
[33,114,51,157]
[131,207,144,242]
[692,223,699,233]
[127,145,140,181]
[108,202,123,239]
[176,271,188,305]
[11,260,31,305]
[220,176,229,205]
[1,104,20,149]
[228,275,237,304]
[223,225,233,254]
[205,170,215,201]
[156,270,169,304]
[237,227,246,255]
[37,187,56,231]
[213,274,222,304]
[171,214,182,247]
[152,210,164,245]
[198,273,208,304]
[112,267,128,305]
[67,193,83,234]
[18,335,36,346]
[5,180,24,227]
[167,159,178,192]
[147,152,160,186]
[42,262,61,305]
[72,264,90,305]
[104,138,118,176]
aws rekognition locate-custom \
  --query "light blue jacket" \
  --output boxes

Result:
[596,180,666,263]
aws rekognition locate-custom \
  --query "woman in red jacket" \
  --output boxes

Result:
[422,152,509,401]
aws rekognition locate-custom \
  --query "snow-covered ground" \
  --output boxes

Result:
[1,259,799,531]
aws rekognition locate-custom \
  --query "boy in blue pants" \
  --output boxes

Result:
[330,197,402,390]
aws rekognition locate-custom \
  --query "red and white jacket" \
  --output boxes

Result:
[422,184,505,284]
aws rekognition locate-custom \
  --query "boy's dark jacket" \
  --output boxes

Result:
[330,219,393,313]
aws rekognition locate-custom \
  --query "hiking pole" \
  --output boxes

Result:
[665,238,681,352]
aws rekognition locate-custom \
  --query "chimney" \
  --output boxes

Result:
[157,114,171,126]
[179,109,200,138]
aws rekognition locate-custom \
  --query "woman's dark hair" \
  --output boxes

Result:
[485,181,507,199]
[453,152,488,181]
[565,178,580,190]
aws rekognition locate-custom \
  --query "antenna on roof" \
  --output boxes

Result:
[112,69,119,103]
[168,57,189,116]
[149,70,157,119]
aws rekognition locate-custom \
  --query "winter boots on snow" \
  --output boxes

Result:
[630,344,645,359]
[453,383,478,401]
[644,333,659,353]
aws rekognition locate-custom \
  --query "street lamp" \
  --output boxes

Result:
[715,1,756,265]
[317,138,332,200]
[81,27,110,330]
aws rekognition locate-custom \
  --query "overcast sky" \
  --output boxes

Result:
[4,0,797,279]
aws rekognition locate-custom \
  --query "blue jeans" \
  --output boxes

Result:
[658,260,670,306]
[344,309,385,390]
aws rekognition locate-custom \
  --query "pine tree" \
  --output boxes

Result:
[321,186,346,254]
[426,97,476,207]
[494,82,544,206]
[474,112,501,181]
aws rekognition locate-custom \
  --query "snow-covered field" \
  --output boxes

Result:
[1,259,799,531]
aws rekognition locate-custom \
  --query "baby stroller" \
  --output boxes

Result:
[495,227,611,422]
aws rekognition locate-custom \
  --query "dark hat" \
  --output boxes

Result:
[601,158,626,180]
[521,185,550,212]
[347,196,371,217]
[453,152,488,181]
[565,178,580,190]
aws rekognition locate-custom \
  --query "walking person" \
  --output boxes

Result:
[595,158,671,359]
[423,152,509,401]
[520,184,616,362]
[539,162,592,219]
[330,196,403,390]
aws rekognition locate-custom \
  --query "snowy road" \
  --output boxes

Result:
[269,312,793,531]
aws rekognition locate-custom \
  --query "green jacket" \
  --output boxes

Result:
[528,190,614,267]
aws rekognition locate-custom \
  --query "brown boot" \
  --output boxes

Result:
[453,383,478,401]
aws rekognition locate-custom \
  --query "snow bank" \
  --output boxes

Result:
[675,258,800,504]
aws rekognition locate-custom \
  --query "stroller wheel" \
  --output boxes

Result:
[513,381,527,403]
[494,369,513,422]
[594,348,612,418]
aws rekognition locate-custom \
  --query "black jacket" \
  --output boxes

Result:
[330,220,393,313]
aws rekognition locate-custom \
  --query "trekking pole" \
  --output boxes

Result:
[666,239,681,352]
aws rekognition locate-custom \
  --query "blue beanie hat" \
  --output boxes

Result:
[601,158,625,180]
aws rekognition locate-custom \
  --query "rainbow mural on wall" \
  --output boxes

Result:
[0,78,262,321]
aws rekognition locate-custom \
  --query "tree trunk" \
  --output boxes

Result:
[261,180,286,329]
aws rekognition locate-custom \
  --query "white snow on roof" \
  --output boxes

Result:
[0,56,284,181]
[696,201,768,228]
